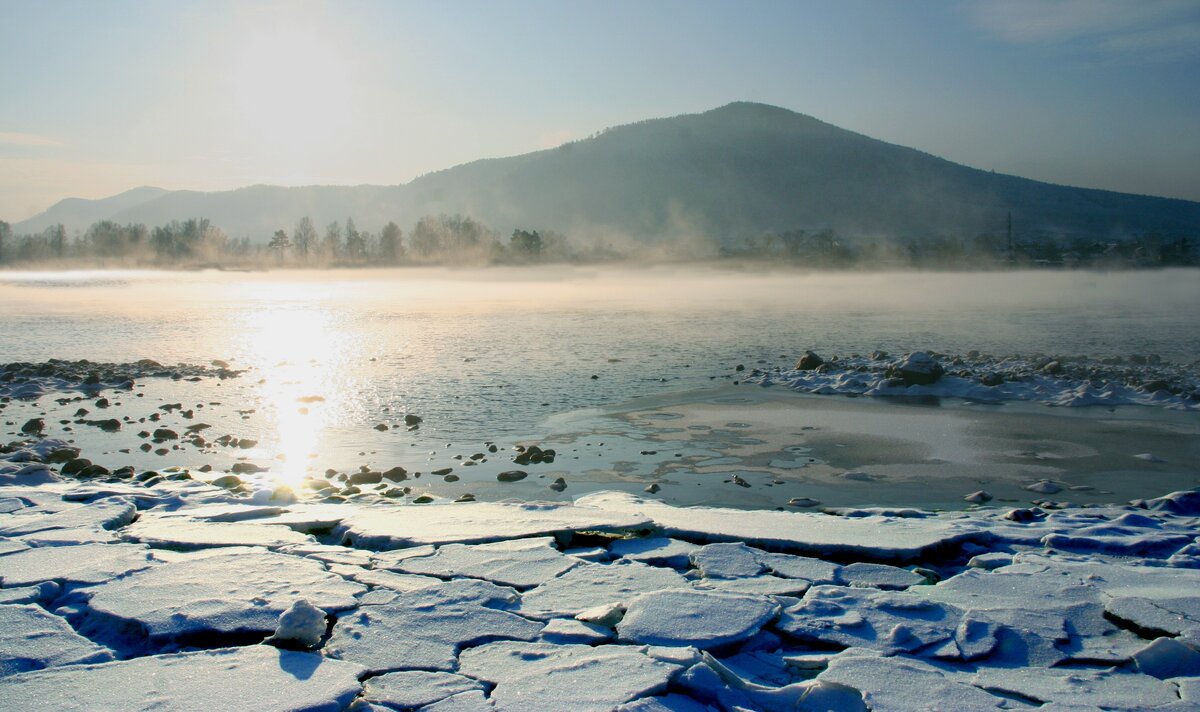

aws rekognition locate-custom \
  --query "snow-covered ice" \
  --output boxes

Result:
[3,433,1200,709]
[0,645,364,711]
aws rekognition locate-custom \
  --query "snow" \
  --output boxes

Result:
[777,585,970,657]
[576,491,983,561]
[0,604,114,677]
[746,351,1200,411]
[0,542,155,586]
[839,561,927,590]
[689,542,766,578]
[271,599,327,649]
[6,403,1200,712]
[817,651,1007,711]
[457,641,681,712]
[540,617,614,644]
[616,590,779,649]
[121,514,313,550]
[609,536,699,568]
[74,547,364,652]
[388,536,581,589]
[517,560,691,620]
[335,500,651,549]
[0,645,364,711]
[0,496,136,538]
[1132,636,1200,679]
[362,670,485,709]
[324,590,543,673]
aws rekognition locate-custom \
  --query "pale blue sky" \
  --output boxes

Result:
[2,0,1198,221]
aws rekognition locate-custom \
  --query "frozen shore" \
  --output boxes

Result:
[745,350,1200,410]
[2,436,1200,710]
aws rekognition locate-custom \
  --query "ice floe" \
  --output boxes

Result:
[0,645,362,711]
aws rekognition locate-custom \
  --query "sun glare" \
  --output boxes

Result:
[239,301,347,488]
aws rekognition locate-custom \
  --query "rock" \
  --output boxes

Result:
[788,497,821,507]
[210,474,243,488]
[794,351,824,370]
[888,351,944,385]
[60,458,92,476]
[979,372,1003,387]
[1042,360,1064,375]
[382,466,407,481]
[1003,507,1044,522]
[644,484,660,494]
[1024,480,1062,494]
[432,468,453,476]
[270,599,328,649]
[549,477,567,492]
[964,490,992,504]
[497,470,527,482]
[348,471,382,485]
[373,423,388,431]
[230,462,266,474]
[152,428,178,441]
[404,414,422,426]
[20,418,44,436]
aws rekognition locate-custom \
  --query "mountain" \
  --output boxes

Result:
[14,102,1200,243]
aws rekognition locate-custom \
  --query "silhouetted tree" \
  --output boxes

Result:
[322,221,342,259]
[379,221,403,263]
[268,229,291,262]
[0,220,10,263]
[293,216,317,259]
[510,229,543,258]
[344,217,365,261]
[410,216,443,258]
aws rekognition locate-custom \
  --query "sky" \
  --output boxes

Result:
[1,0,1199,222]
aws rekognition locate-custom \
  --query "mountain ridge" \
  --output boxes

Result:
[13,102,1200,242]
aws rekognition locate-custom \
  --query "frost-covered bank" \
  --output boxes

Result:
[745,350,1200,410]
[2,437,1200,710]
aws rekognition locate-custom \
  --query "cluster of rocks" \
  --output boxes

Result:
[0,359,246,400]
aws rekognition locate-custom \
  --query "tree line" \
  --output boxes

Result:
[0,214,1193,269]
[0,214,573,268]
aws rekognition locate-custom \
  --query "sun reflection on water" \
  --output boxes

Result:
[239,303,348,487]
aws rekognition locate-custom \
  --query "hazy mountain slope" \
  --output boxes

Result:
[14,102,1200,242]
[16,186,169,234]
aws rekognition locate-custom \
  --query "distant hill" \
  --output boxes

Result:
[14,102,1200,243]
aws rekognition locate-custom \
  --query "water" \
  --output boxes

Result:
[2,266,1198,507]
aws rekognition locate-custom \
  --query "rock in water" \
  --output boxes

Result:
[888,351,944,385]
[272,599,328,649]
[794,351,824,370]
[964,491,992,504]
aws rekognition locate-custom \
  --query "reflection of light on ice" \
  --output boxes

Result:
[241,304,345,487]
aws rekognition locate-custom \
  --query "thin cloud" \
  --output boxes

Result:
[0,131,64,147]
[966,0,1200,58]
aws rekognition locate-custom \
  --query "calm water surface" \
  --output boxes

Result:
[1,266,1197,506]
